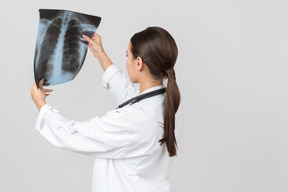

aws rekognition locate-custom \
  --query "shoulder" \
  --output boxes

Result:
[101,98,164,130]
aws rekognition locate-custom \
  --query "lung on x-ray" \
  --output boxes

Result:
[34,9,101,87]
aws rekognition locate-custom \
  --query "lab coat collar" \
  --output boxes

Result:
[139,85,166,95]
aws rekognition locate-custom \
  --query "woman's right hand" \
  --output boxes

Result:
[83,33,113,71]
[83,33,104,57]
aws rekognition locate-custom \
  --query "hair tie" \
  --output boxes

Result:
[165,68,176,80]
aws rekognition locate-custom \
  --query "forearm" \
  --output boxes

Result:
[36,104,94,154]
[95,51,113,72]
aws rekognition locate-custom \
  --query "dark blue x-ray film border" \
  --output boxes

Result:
[33,9,101,87]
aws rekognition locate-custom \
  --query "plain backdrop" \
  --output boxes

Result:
[1,0,288,191]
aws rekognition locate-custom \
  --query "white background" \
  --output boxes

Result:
[0,0,288,191]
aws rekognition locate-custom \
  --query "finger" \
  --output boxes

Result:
[44,89,54,92]
[31,82,37,93]
[83,35,94,44]
[32,82,37,89]
[91,33,99,40]
[46,94,50,96]
[39,79,44,90]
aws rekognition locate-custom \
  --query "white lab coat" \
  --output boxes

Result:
[35,64,183,192]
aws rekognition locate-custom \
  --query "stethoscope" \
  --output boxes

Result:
[116,87,166,109]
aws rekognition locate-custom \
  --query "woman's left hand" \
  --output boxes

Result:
[31,79,54,111]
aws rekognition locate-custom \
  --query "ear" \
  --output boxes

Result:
[136,57,144,71]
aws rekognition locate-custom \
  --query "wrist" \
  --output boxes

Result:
[37,102,46,111]
[94,49,106,60]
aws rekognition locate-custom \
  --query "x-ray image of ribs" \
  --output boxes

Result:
[34,9,101,86]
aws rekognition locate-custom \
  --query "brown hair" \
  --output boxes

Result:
[130,26,181,157]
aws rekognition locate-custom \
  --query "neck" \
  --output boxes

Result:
[139,78,163,93]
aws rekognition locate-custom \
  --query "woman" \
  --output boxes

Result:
[31,26,183,192]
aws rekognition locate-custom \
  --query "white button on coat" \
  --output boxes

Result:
[35,64,183,192]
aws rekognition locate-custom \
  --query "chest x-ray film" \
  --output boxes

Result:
[34,9,101,87]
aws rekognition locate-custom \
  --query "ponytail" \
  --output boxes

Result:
[159,68,181,157]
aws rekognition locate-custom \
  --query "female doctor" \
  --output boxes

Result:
[31,26,182,192]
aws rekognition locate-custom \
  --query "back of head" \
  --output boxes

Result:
[130,26,178,79]
[130,27,181,157]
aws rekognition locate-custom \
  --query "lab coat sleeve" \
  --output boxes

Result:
[35,104,130,158]
[102,64,139,105]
